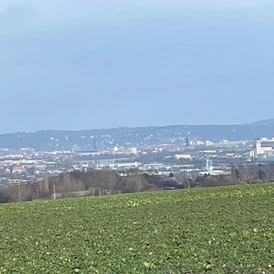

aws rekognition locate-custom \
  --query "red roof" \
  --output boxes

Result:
[13,167,25,172]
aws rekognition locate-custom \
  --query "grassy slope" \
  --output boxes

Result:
[1,184,274,273]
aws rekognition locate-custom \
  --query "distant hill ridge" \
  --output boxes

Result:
[251,119,274,126]
[0,119,273,150]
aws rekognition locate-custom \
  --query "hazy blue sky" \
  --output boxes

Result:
[1,0,274,133]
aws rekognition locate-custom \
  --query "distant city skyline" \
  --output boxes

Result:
[1,0,274,133]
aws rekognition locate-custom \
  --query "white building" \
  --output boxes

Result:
[98,161,142,170]
[255,139,273,158]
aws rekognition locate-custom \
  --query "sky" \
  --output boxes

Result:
[1,0,274,133]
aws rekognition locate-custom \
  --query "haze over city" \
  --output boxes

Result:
[1,0,274,133]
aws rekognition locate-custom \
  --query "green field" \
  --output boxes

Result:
[1,184,274,273]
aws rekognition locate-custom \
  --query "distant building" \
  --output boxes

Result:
[75,150,100,157]
[205,141,214,146]
[12,167,25,174]
[206,159,214,172]
[98,161,142,170]
[175,154,192,160]
[186,136,190,147]
[254,139,273,158]
[199,170,228,176]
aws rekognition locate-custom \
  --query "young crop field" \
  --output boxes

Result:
[1,184,274,273]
